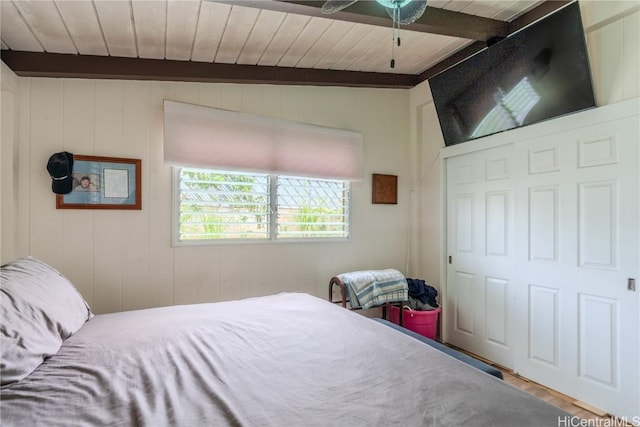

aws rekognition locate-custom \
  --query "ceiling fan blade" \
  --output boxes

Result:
[321,0,359,14]
[385,0,427,24]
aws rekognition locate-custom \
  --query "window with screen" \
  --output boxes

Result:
[175,168,350,244]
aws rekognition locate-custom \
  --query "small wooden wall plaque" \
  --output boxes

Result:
[372,174,397,204]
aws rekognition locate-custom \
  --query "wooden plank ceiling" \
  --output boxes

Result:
[0,0,570,88]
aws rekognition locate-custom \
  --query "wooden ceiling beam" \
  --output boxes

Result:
[0,50,419,88]
[218,0,509,41]
[1,1,572,88]
[417,0,572,82]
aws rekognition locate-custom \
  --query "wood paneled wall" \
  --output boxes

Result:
[4,77,410,314]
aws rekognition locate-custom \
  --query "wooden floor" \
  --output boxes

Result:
[500,369,612,422]
[452,345,633,426]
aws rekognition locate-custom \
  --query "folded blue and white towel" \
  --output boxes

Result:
[338,269,408,309]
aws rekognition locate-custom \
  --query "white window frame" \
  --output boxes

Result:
[172,167,351,246]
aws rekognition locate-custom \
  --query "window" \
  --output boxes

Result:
[276,175,350,239]
[175,168,350,244]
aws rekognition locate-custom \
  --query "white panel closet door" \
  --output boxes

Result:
[511,111,639,420]
[443,99,639,420]
[445,144,515,368]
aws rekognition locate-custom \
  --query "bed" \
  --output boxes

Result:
[1,257,569,426]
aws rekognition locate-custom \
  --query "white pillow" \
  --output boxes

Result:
[1,257,93,386]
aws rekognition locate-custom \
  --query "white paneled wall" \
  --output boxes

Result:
[583,1,640,105]
[1,62,19,263]
[2,76,410,314]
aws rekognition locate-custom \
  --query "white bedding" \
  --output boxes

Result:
[1,292,568,426]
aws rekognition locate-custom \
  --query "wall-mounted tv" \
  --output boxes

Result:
[430,2,596,147]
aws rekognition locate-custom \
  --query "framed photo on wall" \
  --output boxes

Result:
[56,155,141,210]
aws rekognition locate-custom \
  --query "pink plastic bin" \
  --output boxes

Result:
[389,305,441,340]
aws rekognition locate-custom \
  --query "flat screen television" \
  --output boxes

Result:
[430,2,596,147]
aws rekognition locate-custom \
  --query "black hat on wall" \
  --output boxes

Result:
[46,152,74,194]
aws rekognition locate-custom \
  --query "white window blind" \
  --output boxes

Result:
[163,100,364,181]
